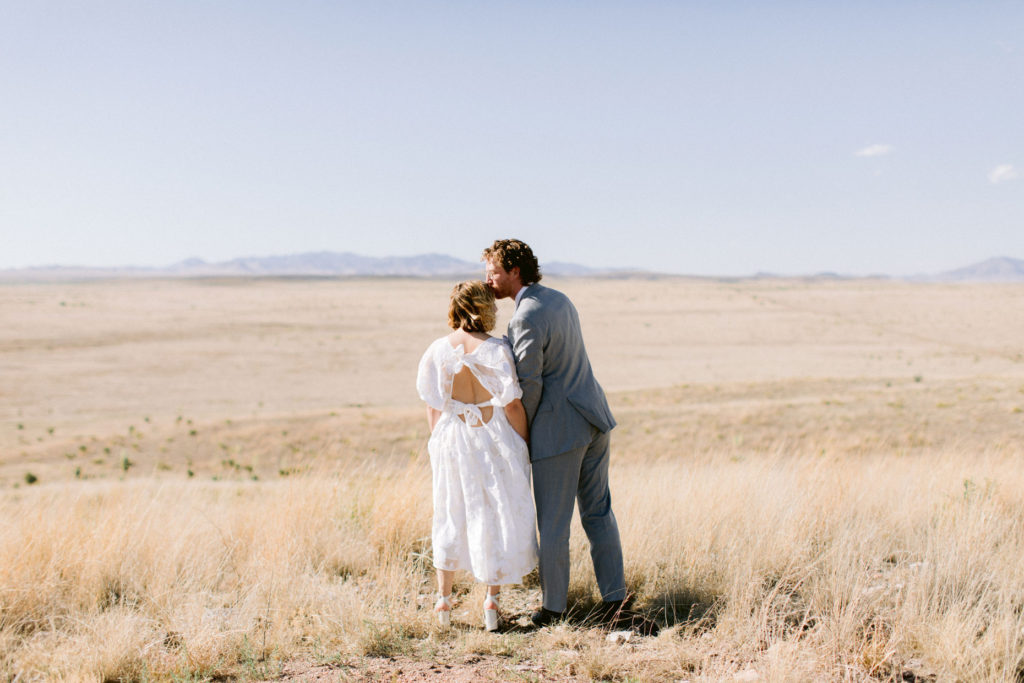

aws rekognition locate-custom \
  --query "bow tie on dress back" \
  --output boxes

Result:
[446,344,473,373]
[452,400,486,427]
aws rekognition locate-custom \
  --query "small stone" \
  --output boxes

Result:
[606,630,633,644]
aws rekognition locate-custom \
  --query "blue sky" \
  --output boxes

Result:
[1,1,1021,276]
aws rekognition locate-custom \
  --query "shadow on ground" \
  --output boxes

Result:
[646,587,719,629]
[555,584,719,634]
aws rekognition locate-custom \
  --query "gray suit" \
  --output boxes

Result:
[507,283,626,612]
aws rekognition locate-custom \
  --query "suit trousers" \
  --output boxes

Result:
[531,427,626,612]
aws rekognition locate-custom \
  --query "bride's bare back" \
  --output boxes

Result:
[448,330,495,424]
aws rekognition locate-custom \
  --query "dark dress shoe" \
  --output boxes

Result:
[595,600,624,621]
[530,607,566,627]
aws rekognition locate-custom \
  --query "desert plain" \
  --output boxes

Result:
[2,276,1024,681]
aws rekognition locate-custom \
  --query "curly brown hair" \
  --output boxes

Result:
[448,280,496,333]
[481,239,542,286]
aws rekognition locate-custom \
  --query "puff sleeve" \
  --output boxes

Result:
[488,340,524,407]
[416,341,447,411]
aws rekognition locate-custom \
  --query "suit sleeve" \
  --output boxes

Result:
[508,314,543,424]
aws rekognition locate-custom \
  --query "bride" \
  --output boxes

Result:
[416,280,538,631]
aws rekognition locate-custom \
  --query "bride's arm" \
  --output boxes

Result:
[426,406,441,432]
[503,399,529,444]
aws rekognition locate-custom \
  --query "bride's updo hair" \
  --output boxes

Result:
[448,280,496,333]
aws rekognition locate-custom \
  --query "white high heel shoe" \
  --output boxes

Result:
[435,594,453,627]
[483,593,499,632]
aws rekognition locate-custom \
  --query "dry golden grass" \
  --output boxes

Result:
[2,277,1024,680]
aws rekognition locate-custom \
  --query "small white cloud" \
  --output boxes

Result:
[988,164,1018,184]
[855,144,892,158]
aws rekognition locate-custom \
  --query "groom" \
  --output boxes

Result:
[483,238,627,627]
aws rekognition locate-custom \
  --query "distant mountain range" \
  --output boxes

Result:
[168,252,482,277]
[0,251,627,281]
[2,252,1022,282]
[922,256,1024,283]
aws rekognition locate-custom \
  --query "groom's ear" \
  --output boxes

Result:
[510,266,521,282]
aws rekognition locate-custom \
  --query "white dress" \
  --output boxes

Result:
[416,336,539,585]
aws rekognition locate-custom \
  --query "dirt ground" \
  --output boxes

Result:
[263,653,584,682]
[4,275,1023,439]
[4,276,1024,487]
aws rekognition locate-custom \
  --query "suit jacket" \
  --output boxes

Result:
[507,283,616,461]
